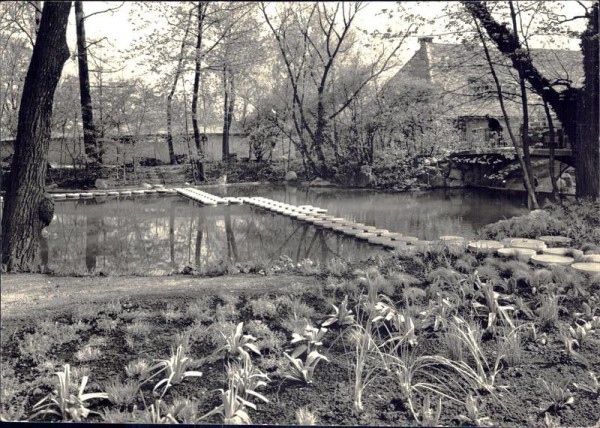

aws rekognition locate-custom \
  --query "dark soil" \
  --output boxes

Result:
[1,251,600,426]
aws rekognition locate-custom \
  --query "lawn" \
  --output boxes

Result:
[1,243,599,426]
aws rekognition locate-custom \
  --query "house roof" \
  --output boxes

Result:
[389,39,584,120]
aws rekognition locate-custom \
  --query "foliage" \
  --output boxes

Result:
[142,345,202,399]
[30,364,108,422]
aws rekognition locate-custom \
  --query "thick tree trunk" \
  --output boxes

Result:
[578,3,600,199]
[75,1,100,166]
[1,2,71,271]
[463,0,599,199]
[191,1,207,181]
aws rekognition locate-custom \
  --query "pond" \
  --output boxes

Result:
[43,186,528,275]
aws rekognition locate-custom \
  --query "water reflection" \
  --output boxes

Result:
[46,195,380,275]
[45,187,527,275]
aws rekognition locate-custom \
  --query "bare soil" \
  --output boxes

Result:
[0,273,313,320]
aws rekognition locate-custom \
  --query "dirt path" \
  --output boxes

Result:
[0,273,314,320]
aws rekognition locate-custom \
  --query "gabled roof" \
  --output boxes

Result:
[389,39,584,120]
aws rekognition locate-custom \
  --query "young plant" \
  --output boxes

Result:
[296,407,319,425]
[573,372,599,396]
[215,322,261,360]
[538,378,574,412]
[322,295,355,328]
[441,317,503,393]
[289,324,328,357]
[416,395,442,427]
[200,376,268,425]
[283,350,329,385]
[142,345,202,399]
[348,324,382,413]
[104,379,139,406]
[226,354,270,403]
[30,364,108,422]
[536,294,562,329]
[456,393,493,426]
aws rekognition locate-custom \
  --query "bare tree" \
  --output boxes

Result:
[463,0,599,199]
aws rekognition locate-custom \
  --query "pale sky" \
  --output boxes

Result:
[61,1,589,81]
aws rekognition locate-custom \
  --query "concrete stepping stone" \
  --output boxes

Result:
[531,254,574,266]
[582,254,600,263]
[144,189,157,194]
[331,225,353,233]
[439,235,466,242]
[504,238,546,252]
[52,194,67,200]
[79,193,93,199]
[378,231,401,239]
[497,247,537,262]
[321,221,339,230]
[107,191,120,196]
[92,191,108,197]
[355,232,378,241]
[66,193,80,199]
[132,190,146,195]
[571,262,600,274]
[537,235,572,247]
[394,236,419,244]
[468,240,504,254]
[370,229,389,236]
[542,247,584,260]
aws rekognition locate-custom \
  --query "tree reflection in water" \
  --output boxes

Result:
[43,186,526,275]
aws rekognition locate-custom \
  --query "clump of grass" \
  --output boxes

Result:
[74,345,101,362]
[104,379,139,406]
[162,303,183,324]
[296,407,319,425]
[250,297,279,319]
[215,296,240,323]
[124,320,152,337]
[125,359,150,379]
[536,294,561,329]
[96,318,119,333]
[245,320,284,353]
[186,298,214,323]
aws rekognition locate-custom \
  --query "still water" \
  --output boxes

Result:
[44,186,528,275]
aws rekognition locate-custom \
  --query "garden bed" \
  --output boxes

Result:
[1,245,599,426]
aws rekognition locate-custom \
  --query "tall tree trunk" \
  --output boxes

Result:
[509,1,538,209]
[75,1,100,166]
[474,19,539,210]
[578,2,599,199]
[222,66,235,163]
[166,9,193,165]
[1,2,71,271]
[191,1,207,181]
[543,97,559,196]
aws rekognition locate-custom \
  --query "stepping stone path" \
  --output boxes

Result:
[504,238,547,252]
[571,262,600,274]
[537,235,572,247]
[531,254,574,266]
[542,247,584,260]
[583,254,600,263]
[440,235,465,242]
[467,240,504,254]
[497,247,537,262]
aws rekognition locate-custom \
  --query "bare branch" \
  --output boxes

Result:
[83,2,125,21]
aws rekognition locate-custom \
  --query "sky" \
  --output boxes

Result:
[61,1,590,81]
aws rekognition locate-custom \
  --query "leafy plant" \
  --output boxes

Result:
[200,376,268,425]
[125,359,149,378]
[573,372,599,396]
[142,345,202,399]
[322,295,355,327]
[283,350,329,385]
[226,354,270,403]
[456,393,492,426]
[30,364,108,421]
[215,322,261,360]
[538,378,574,412]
